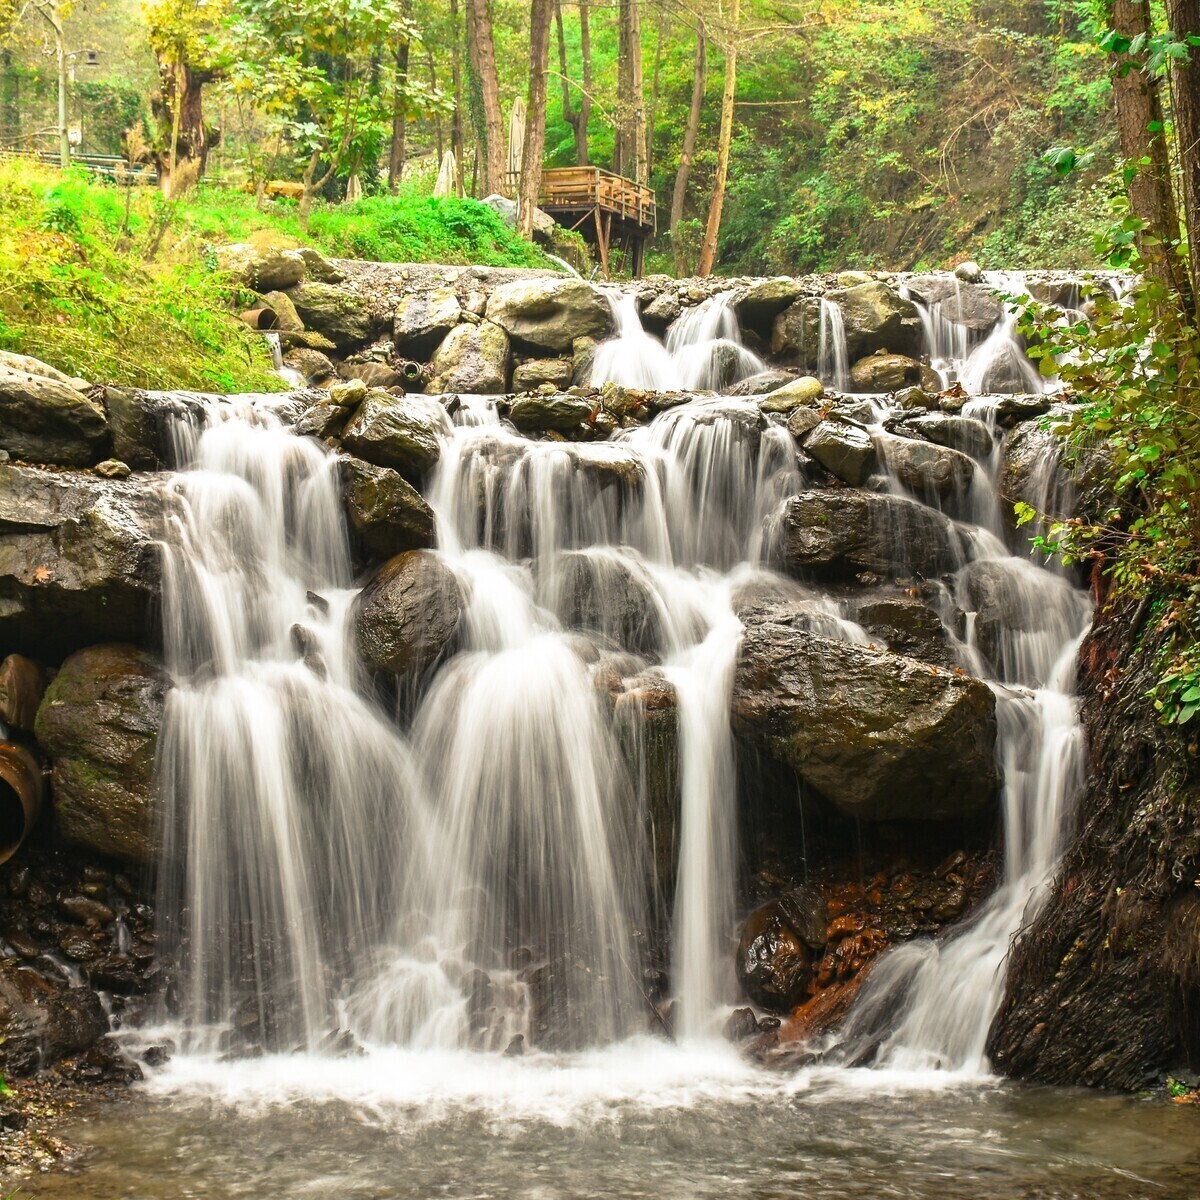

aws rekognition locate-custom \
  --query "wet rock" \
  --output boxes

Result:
[215,243,306,291]
[786,407,821,438]
[895,386,937,411]
[849,352,924,393]
[728,369,796,397]
[546,551,664,655]
[992,393,1052,426]
[354,550,462,677]
[392,287,462,358]
[724,1006,761,1041]
[340,456,435,568]
[0,373,109,466]
[512,358,575,392]
[342,391,446,483]
[426,321,511,394]
[877,433,977,500]
[903,277,1003,333]
[285,282,374,349]
[338,362,406,390]
[732,618,999,821]
[801,421,877,486]
[34,643,166,865]
[284,348,337,386]
[59,895,115,926]
[829,282,922,360]
[485,278,613,353]
[779,489,966,582]
[778,884,829,950]
[759,376,824,414]
[0,465,160,657]
[852,593,956,668]
[736,899,812,1011]
[956,260,984,284]
[0,960,107,1075]
[0,654,45,731]
[959,557,1051,669]
[508,393,594,433]
[735,278,804,334]
[894,412,995,462]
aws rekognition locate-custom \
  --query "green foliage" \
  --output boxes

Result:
[0,161,283,391]
[1016,230,1200,728]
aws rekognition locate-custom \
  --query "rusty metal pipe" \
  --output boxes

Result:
[0,744,42,865]
[396,359,425,383]
[0,655,45,732]
[238,308,279,330]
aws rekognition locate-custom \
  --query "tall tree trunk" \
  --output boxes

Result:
[577,0,592,165]
[389,35,411,194]
[427,46,444,163]
[450,0,466,194]
[646,3,667,181]
[151,61,217,194]
[615,0,645,181]
[555,0,590,165]
[1110,0,1188,297]
[670,17,707,273]
[519,0,554,239]
[465,0,505,196]
[697,1,737,278]
[1165,0,1200,311]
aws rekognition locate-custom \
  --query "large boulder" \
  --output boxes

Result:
[34,643,167,865]
[508,393,594,433]
[877,433,977,501]
[354,550,462,677]
[215,243,307,291]
[736,898,812,1011]
[779,489,967,582]
[544,551,664,655]
[486,279,613,353]
[0,961,107,1076]
[770,298,821,364]
[829,282,922,360]
[893,412,995,462]
[341,391,447,483]
[849,352,927,393]
[340,456,436,568]
[0,466,159,657]
[801,421,876,486]
[285,282,375,349]
[0,373,109,466]
[902,276,1004,333]
[735,278,804,335]
[732,618,999,820]
[426,321,511,394]
[392,287,462,358]
[512,358,575,392]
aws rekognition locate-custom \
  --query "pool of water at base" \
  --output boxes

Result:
[12,1043,1200,1200]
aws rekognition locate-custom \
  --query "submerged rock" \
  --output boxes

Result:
[340,456,436,568]
[0,465,159,657]
[34,643,167,865]
[0,373,109,466]
[545,551,664,656]
[354,550,462,677]
[779,489,966,582]
[732,617,998,820]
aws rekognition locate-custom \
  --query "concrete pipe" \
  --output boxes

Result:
[0,655,45,732]
[0,744,42,865]
[238,308,279,330]
[397,360,425,383]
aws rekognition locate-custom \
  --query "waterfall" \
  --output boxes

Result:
[591,292,763,393]
[901,282,970,388]
[817,298,851,391]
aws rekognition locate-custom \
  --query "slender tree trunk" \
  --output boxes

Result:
[389,35,411,194]
[671,19,706,275]
[577,0,592,165]
[646,3,667,180]
[519,0,554,239]
[1110,0,1188,297]
[698,1,738,278]
[1165,0,1200,311]
[450,0,466,194]
[615,0,645,181]
[465,0,505,195]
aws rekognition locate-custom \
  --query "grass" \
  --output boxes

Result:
[0,163,558,391]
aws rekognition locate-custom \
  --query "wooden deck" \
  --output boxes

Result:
[511,166,657,278]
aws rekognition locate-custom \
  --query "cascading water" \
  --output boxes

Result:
[590,292,764,392]
[817,297,851,391]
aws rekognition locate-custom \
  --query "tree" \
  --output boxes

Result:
[518,0,553,237]
[613,0,645,181]
[465,0,505,195]
[555,0,591,165]
[670,15,706,274]
[697,0,740,276]
[389,1,413,193]
[1165,0,1200,306]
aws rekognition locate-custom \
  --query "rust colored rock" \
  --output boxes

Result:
[736,899,813,1012]
[0,655,45,731]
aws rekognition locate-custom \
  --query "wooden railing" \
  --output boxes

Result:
[0,149,158,184]
[505,165,656,230]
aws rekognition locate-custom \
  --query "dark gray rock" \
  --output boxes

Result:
[34,643,166,865]
[893,412,995,462]
[877,433,977,500]
[545,551,664,655]
[0,961,107,1076]
[852,592,957,668]
[0,373,109,466]
[340,456,435,568]
[801,421,877,486]
[732,618,998,820]
[342,392,446,483]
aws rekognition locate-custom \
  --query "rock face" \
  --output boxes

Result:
[340,456,436,568]
[34,644,167,865]
[736,899,812,1011]
[285,282,374,348]
[486,279,613,353]
[341,392,446,482]
[426,321,511,394]
[877,433,977,500]
[354,550,462,677]
[215,243,307,291]
[0,960,108,1076]
[0,466,159,657]
[392,288,462,357]
[831,282,922,360]
[0,373,109,466]
[802,421,877,486]
[780,489,966,581]
[732,618,999,821]
[546,551,663,655]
